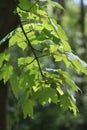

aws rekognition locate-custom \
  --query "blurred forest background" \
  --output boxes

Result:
[4,0,87,130]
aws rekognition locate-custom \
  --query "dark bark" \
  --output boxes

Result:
[80,0,85,35]
[77,1,87,123]
[80,0,86,52]
[0,81,8,130]
[0,0,19,40]
[0,0,19,130]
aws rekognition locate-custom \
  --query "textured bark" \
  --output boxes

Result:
[0,0,19,130]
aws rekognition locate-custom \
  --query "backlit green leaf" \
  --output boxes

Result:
[33,87,58,104]
[66,52,87,74]
[22,99,34,118]
[10,73,19,99]
[47,0,64,9]
[0,64,13,84]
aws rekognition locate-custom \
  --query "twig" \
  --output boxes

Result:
[22,58,36,67]
[38,54,49,59]
[19,18,44,77]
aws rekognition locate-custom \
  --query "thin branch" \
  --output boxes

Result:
[22,58,36,67]
[19,18,44,77]
[16,31,43,53]
[38,54,50,59]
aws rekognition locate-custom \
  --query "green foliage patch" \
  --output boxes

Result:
[0,0,87,118]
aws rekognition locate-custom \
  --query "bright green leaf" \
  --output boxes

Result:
[66,52,87,74]
[0,64,13,84]
[18,57,34,66]
[56,86,64,95]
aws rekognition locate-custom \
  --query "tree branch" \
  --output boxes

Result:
[19,17,44,77]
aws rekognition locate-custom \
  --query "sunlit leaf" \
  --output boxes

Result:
[49,18,68,41]
[0,64,13,84]
[56,86,64,95]
[60,94,78,115]
[58,69,79,91]
[19,71,35,89]
[0,0,86,118]
[47,0,64,9]
[32,87,58,104]
[9,31,27,50]
[18,57,34,66]
[68,97,78,116]
[62,41,72,52]
[60,94,70,111]
[66,52,87,74]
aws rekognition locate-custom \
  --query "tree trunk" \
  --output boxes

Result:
[0,0,19,130]
[0,81,8,130]
[80,0,86,52]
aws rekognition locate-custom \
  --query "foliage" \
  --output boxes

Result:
[0,0,87,118]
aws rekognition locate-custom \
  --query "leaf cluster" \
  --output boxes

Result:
[0,0,87,118]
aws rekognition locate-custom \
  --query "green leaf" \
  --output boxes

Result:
[60,94,70,111]
[49,18,68,41]
[18,57,34,67]
[66,52,87,74]
[19,0,30,10]
[56,86,64,95]
[58,69,78,91]
[19,71,35,90]
[47,0,64,10]
[10,74,19,99]
[0,64,13,84]
[9,34,18,47]
[0,51,10,67]
[9,31,27,50]
[45,68,78,91]
[0,53,5,67]
[68,97,78,116]
[18,0,38,13]
[22,99,34,118]
[33,87,58,104]
[20,11,29,20]
[62,41,72,52]
[60,94,78,115]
